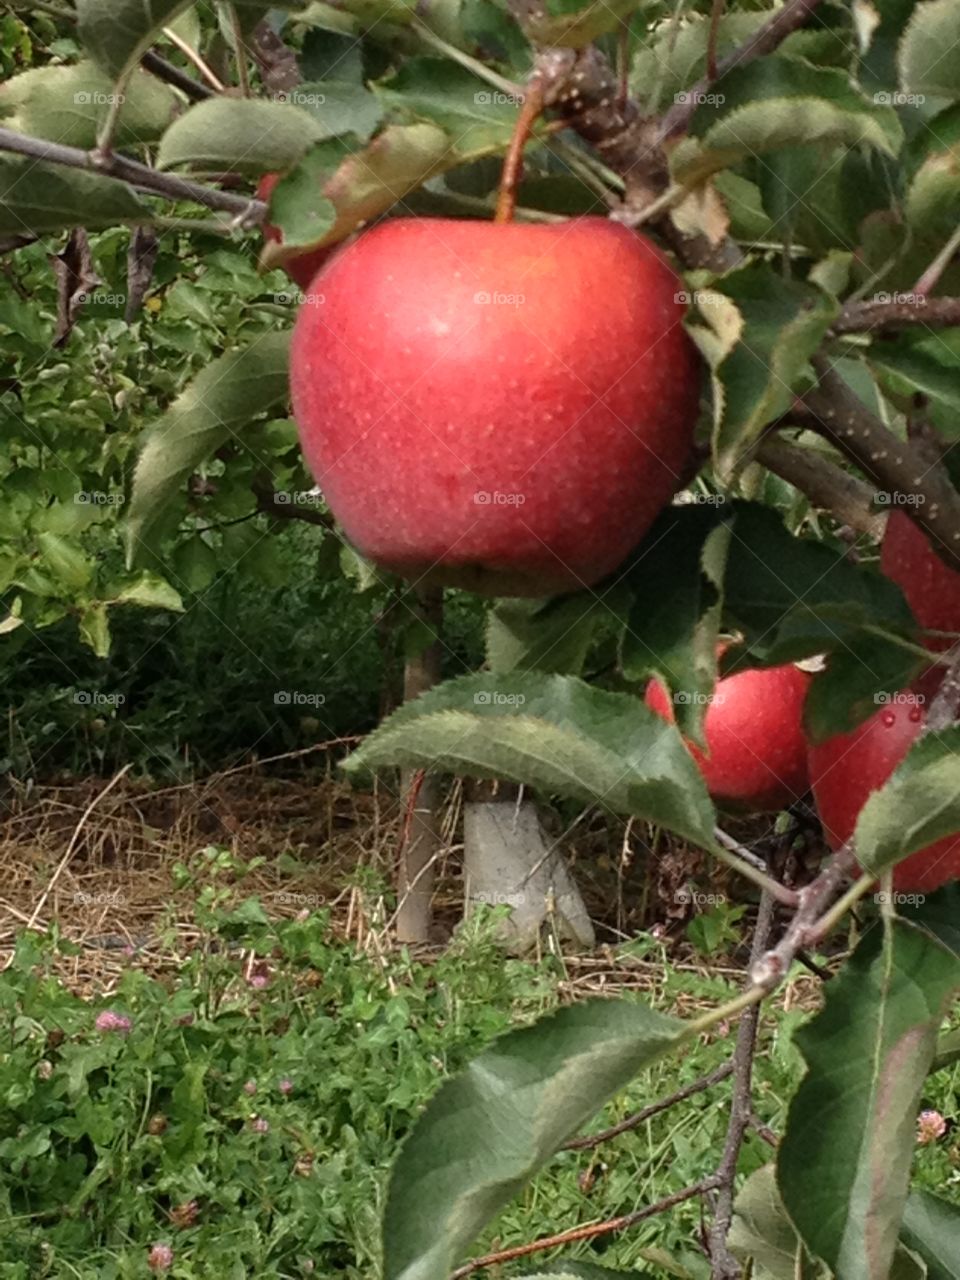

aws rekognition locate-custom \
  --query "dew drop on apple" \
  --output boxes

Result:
[881,709,897,728]
[909,705,923,722]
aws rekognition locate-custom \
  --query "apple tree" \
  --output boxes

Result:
[2,0,960,1275]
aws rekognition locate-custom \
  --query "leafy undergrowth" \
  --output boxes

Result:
[2,893,958,1280]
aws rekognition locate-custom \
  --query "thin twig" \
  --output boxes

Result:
[706,0,726,82]
[914,223,960,299]
[562,1060,734,1151]
[227,4,251,98]
[714,828,799,906]
[833,296,960,335]
[141,50,213,102]
[660,0,826,138]
[449,1177,724,1277]
[161,24,227,92]
[0,127,265,223]
[707,891,777,1277]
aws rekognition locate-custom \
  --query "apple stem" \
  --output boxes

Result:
[495,78,546,225]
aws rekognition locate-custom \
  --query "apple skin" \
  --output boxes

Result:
[290,216,701,596]
[881,510,960,651]
[644,662,811,811]
[809,694,960,892]
[257,174,334,291]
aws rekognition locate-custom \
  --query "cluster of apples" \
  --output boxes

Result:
[647,512,960,892]
[271,198,959,891]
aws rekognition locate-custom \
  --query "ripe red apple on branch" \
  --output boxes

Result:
[290,216,701,596]
[257,173,336,291]
[809,687,960,892]
[645,658,811,812]
[881,510,960,651]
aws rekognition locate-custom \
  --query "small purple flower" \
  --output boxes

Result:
[148,1242,174,1271]
[250,1115,270,1133]
[917,1109,947,1144]
[243,1079,257,1096]
[95,1010,132,1036]
[278,1077,294,1095]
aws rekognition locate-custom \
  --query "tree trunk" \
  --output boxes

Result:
[463,780,594,952]
[394,586,444,944]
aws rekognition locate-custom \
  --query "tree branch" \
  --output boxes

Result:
[755,435,887,538]
[707,891,777,1278]
[0,126,265,225]
[659,0,827,139]
[562,1061,734,1151]
[141,50,214,102]
[834,296,960,335]
[797,358,960,573]
[449,1176,724,1278]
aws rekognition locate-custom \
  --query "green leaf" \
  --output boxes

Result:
[344,672,718,848]
[519,0,639,49]
[171,537,218,593]
[35,532,93,591]
[0,62,179,149]
[263,123,450,262]
[778,917,960,1278]
[854,727,960,876]
[486,586,628,677]
[112,572,183,612]
[671,56,901,188]
[285,80,382,140]
[382,999,685,1280]
[901,1189,960,1279]
[0,155,148,235]
[729,1165,827,1280]
[620,504,728,744]
[697,265,837,480]
[899,0,960,98]
[78,603,110,658]
[375,59,529,158]
[533,1266,655,1279]
[157,97,335,175]
[125,330,291,564]
[722,502,915,664]
[77,0,192,78]
[803,634,922,743]
[869,340,960,439]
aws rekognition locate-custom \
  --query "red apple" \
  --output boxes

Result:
[645,661,811,811]
[881,510,960,651]
[809,691,960,892]
[257,173,334,291]
[290,216,701,596]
